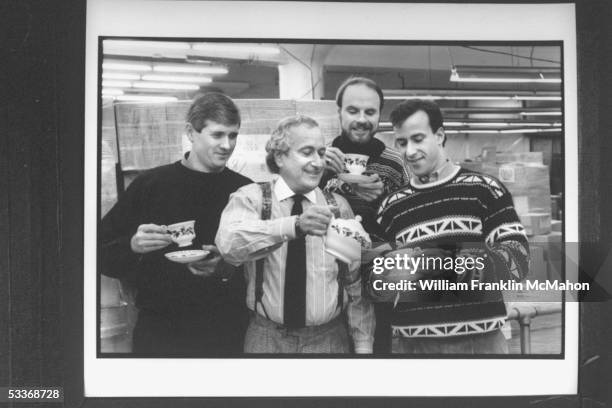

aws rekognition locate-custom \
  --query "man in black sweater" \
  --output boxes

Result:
[100,93,252,356]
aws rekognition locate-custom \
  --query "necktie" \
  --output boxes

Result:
[284,194,306,328]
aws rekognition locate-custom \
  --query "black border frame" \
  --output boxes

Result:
[4,0,611,407]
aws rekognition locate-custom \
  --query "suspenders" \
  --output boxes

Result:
[321,190,348,314]
[254,182,348,324]
[254,182,272,319]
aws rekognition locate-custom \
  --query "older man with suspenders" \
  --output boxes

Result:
[216,115,374,353]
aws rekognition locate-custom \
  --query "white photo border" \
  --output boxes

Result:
[85,0,578,397]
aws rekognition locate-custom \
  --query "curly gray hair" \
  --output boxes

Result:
[265,115,320,174]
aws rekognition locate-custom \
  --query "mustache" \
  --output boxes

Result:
[352,123,373,131]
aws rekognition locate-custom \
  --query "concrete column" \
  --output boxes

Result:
[278,44,333,100]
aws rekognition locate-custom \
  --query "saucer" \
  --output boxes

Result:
[338,173,372,184]
[165,250,210,264]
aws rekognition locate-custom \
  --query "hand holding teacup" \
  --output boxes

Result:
[351,173,384,202]
[130,223,173,254]
[324,146,345,174]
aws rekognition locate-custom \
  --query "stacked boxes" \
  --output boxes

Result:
[482,162,552,218]
[476,150,552,236]
[519,212,552,236]
[113,99,341,181]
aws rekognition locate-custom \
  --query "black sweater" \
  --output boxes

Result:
[100,161,252,316]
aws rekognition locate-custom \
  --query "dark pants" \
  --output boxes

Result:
[133,307,247,356]
[373,303,392,354]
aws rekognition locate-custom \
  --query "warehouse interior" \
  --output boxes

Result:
[99,40,564,355]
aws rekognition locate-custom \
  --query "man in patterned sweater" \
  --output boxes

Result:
[320,76,409,240]
[373,99,529,354]
[320,77,409,353]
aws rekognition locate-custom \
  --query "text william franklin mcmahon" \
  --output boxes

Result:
[370,253,589,292]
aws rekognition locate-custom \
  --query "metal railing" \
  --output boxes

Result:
[506,302,562,354]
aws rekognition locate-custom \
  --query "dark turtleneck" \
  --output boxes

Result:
[332,132,386,158]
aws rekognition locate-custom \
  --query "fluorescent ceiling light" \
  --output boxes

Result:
[102,62,152,71]
[101,88,124,96]
[191,43,280,55]
[450,65,561,84]
[141,74,212,83]
[463,122,511,127]
[153,65,228,74]
[102,80,132,88]
[383,90,561,101]
[385,95,518,101]
[104,40,191,50]
[132,81,199,90]
[451,76,561,84]
[445,128,561,135]
[514,96,562,101]
[500,128,562,134]
[102,73,140,80]
[115,95,178,102]
[520,111,563,116]
[445,121,560,128]
[445,129,503,134]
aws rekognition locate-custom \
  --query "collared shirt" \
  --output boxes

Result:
[215,176,375,353]
[413,159,458,186]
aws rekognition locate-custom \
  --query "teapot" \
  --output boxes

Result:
[325,215,371,264]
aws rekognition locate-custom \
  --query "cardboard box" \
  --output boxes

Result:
[460,160,484,173]
[496,152,543,164]
[530,231,562,243]
[480,146,497,162]
[520,212,552,236]
[482,162,552,214]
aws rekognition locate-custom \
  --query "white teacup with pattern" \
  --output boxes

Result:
[167,220,196,247]
[343,153,369,175]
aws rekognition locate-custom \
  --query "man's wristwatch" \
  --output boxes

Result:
[339,179,354,194]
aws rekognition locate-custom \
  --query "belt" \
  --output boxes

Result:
[249,310,344,335]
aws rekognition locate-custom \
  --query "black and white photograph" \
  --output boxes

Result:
[84,1,580,398]
[98,39,566,359]
[4,0,612,406]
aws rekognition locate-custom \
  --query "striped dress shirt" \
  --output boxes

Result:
[215,176,375,353]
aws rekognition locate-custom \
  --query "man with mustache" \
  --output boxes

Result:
[216,115,374,353]
[100,93,252,356]
[374,99,529,354]
[321,77,409,353]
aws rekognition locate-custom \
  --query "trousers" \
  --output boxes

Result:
[391,329,509,354]
[132,308,247,356]
[244,312,350,353]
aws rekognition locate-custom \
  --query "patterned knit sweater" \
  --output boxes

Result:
[375,167,529,338]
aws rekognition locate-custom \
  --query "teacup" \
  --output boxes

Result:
[167,220,196,247]
[343,153,369,175]
[325,215,371,264]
